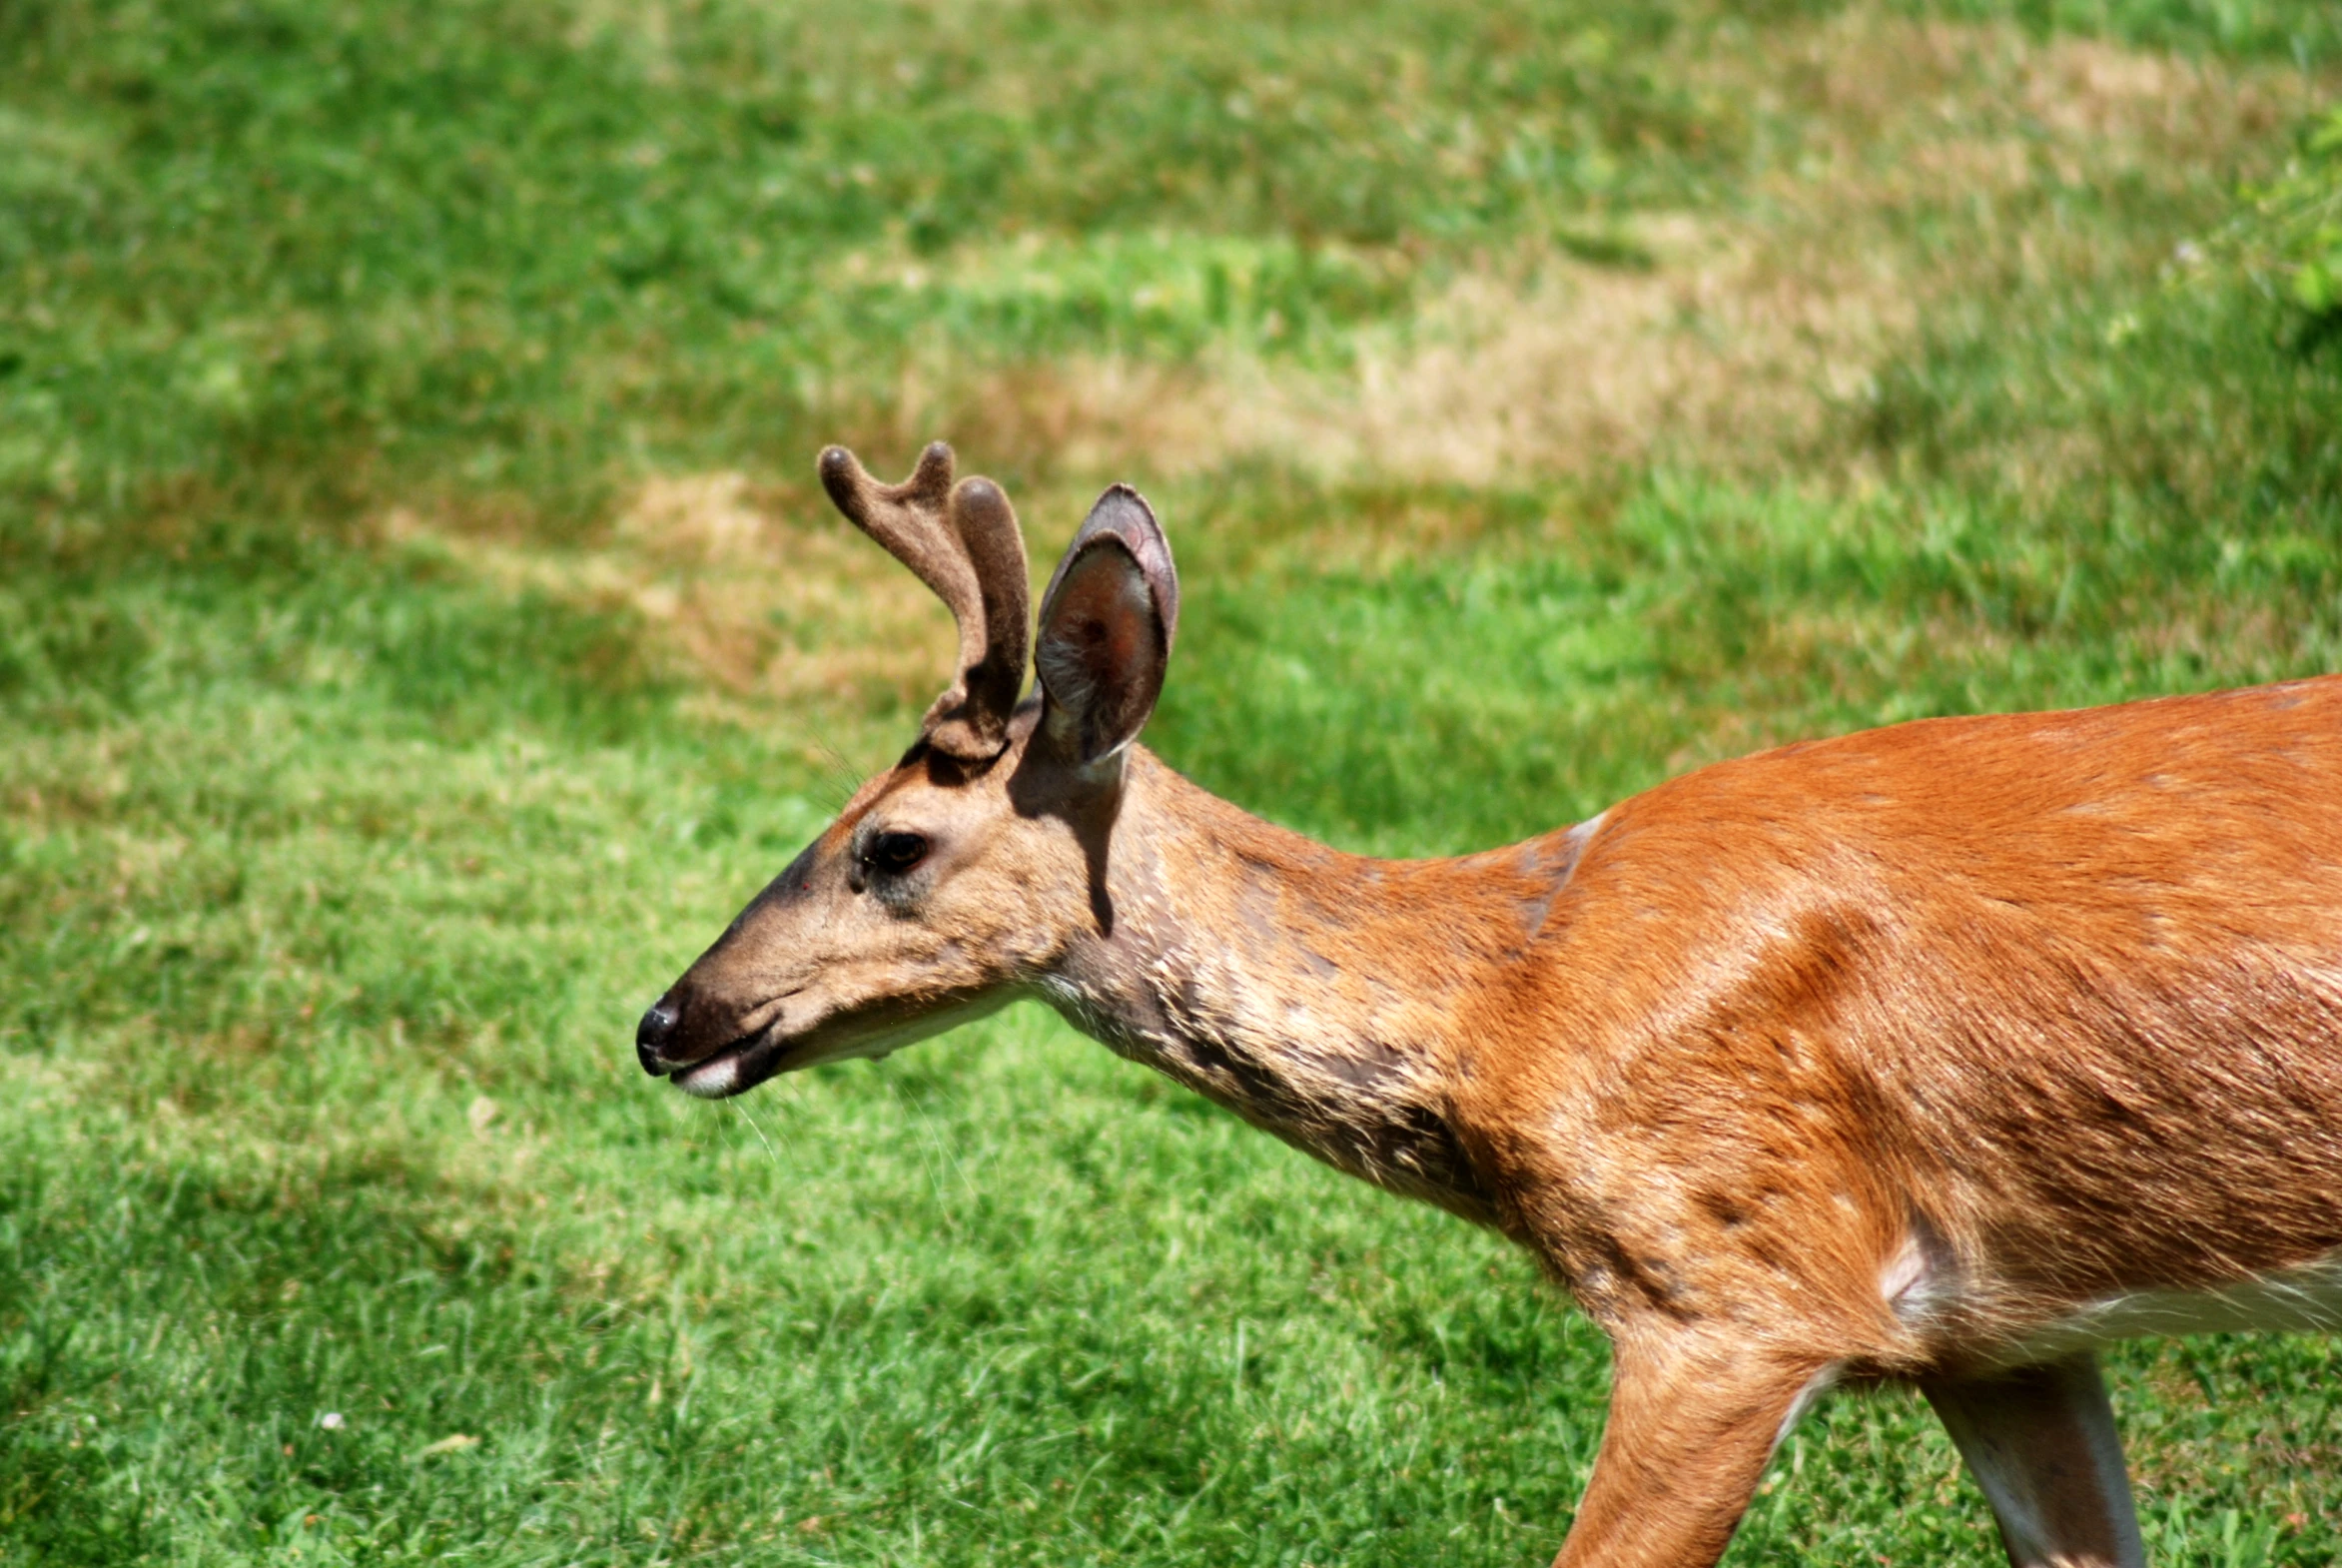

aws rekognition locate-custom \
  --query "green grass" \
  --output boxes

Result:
[6,0,2342,1562]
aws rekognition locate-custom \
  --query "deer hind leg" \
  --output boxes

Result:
[1921,1351,2146,1568]
[1548,1334,1837,1568]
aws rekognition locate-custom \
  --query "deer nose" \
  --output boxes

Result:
[636,997,681,1074]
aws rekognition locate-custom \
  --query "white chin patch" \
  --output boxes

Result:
[674,1051,746,1099]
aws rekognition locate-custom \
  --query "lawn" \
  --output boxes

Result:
[5,0,2342,1562]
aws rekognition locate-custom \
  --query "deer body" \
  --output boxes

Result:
[637,444,2342,1568]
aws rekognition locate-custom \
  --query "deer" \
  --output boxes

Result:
[634,442,2342,1568]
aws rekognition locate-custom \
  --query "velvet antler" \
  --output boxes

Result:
[818,441,1032,761]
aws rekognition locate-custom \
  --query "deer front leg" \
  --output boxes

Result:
[1549,1333,1834,1568]
[1921,1352,2145,1568]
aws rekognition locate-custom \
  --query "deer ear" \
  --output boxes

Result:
[1036,485,1179,765]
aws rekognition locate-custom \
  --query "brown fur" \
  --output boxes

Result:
[636,450,2342,1568]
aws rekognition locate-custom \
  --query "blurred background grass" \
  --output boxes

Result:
[5,0,2342,1562]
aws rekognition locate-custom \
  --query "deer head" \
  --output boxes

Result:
[634,442,1178,1098]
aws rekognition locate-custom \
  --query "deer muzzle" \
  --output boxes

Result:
[634,986,801,1098]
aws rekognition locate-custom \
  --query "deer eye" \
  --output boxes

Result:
[865,830,930,876]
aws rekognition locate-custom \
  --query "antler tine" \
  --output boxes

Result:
[945,471,1031,750]
[817,441,1029,761]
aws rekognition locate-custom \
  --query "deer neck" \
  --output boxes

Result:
[1040,748,1595,1225]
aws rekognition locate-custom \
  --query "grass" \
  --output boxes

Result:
[5,0,2342,1562]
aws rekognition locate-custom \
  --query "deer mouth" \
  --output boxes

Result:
[668,991,1022,1100]
[671,1028,793,1099]
[645,989,804,1100]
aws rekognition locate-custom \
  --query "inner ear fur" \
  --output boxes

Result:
[1036,485,1178,765]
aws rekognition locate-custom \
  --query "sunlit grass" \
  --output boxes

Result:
[5,0,2342,1562]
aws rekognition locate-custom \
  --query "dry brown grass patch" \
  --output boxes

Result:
[383,475,975,731]
[919,10,2320,503]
